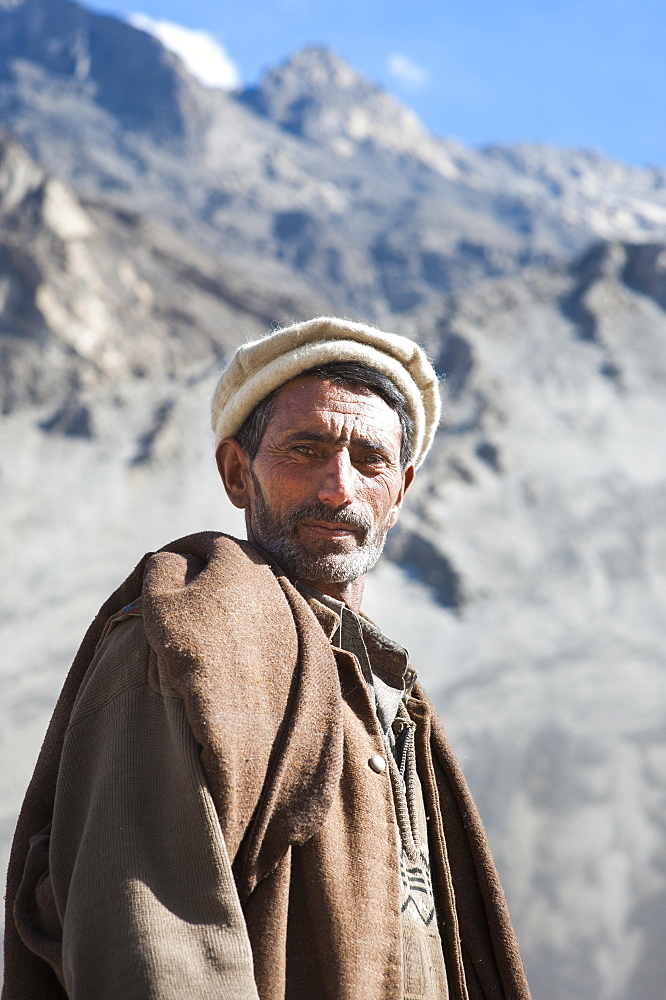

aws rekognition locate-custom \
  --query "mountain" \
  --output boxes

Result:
[0,128,327,416]
[3,0,666,323]
[1,2,666,998]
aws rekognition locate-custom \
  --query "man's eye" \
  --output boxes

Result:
[358,453,387,466]
[292,445,316,456]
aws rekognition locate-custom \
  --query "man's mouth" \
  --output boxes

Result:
[300,520,359,539]
[285,502,372,546]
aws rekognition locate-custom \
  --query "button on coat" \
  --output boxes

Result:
[368,754,387,773]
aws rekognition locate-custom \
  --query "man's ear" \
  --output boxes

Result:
[387,464,415,529]
[216,438,252,509]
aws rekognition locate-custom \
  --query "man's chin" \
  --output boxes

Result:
[292,553,366,584]
[295,535,359,558]
[305,556,368,585]
[274,539,387,587]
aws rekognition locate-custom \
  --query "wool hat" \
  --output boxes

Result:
[211,316,441,468]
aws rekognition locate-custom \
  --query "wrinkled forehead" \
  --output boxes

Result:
[266,375,402,443]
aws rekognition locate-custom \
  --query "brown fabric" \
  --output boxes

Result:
[4,547,153,1000]
[237,639,404,1000]
[138,537,343,892]
[409,691,530,1000]
[319,594,449,1000]
[3,532,530,1000]
[49,616,259,999]
[12,826,65,991]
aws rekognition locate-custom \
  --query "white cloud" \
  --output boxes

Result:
[387,53,429,90]
[129,13,241,90]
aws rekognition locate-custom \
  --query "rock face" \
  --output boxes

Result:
[0,0,205,141]
[0,129,326,415]
[1,3,666,999]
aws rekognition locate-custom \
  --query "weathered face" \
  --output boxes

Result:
[241,376,413,587]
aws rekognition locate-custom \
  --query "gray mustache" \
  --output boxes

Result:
[287,502,371,534]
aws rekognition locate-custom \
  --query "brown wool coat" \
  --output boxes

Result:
[3,532,531,1000]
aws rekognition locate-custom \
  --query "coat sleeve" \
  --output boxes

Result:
[48,614,260,1000]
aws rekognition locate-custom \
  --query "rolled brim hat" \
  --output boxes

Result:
[211,316,441,469]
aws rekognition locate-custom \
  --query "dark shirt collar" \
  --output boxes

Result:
[295,582,416,696]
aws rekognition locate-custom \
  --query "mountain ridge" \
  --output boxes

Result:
[3,0,666,323]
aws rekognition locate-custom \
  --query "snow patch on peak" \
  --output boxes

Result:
[128,13,240,91]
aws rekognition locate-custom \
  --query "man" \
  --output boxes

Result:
[4,317,531,999]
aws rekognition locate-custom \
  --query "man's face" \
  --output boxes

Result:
[244,377,413,588]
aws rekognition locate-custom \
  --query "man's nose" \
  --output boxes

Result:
[317,451,356,507]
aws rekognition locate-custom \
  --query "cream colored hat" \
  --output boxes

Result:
[211,316,441,468]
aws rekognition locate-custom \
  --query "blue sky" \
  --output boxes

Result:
[86,0,666,167]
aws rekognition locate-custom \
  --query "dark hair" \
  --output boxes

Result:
[235,361,414,468]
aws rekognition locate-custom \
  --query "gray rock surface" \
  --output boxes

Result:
[0,130,327,415]
[1,3,666,998]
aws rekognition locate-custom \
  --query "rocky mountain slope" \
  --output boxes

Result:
[1,2,666,998]
[0,129,327,416]
[3,0,666,322]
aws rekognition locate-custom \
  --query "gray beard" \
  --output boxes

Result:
[250,471,390,584]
